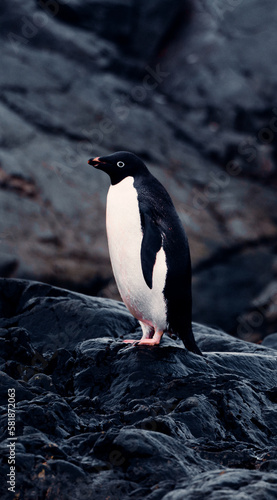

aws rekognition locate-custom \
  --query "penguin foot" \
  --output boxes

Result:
[138,339,161,345]
[123,331,163,346]
[122,339,160,345]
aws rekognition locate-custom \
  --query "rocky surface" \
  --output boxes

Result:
[0,278,277,499]
[0,0,277,340]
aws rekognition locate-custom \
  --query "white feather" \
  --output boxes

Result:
[106,176,167,331]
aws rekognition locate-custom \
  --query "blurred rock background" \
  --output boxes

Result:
[0,0,277,342]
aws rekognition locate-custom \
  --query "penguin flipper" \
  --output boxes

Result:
[140,212,162,289]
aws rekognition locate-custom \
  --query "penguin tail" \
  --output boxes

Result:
[187,341,203,356]
[179,327,203,356]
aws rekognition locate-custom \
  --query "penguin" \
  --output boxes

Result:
[88,151,202,355]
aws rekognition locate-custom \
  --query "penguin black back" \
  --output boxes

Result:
[133,172,201,355]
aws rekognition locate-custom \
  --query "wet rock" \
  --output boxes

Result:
[262,333,277,350]
[0,278,138,351]
[162,469,277,500]
[0,0,276,340]
[28,373,57,392]
[0,327,36,366]
[0,371,33,408]
[46,458,86,479]
[0,279,276,499]
[39,0,188,61]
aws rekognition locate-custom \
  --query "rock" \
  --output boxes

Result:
[162,469,277,500]
[0,253,18,277]
[0,0,276,344]
[0,371,33,407]
[238,281,277,342]
[39,0,188,61]
[28,373,57,392]
[45,458,86,479]
[262,333,277,350]
[0,278,277,499]
[193,246,277,338]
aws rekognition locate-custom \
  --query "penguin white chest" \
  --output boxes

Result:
[106,176,167,330]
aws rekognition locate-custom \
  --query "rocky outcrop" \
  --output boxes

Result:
[0,279,277,499]
[0,0,277,339]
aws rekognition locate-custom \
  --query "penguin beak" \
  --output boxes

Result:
[88,156,101,167]
[88,156,106,168]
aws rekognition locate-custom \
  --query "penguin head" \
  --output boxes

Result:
[88,151,149,185]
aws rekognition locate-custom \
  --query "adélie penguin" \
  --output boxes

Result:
[88,151,202,355]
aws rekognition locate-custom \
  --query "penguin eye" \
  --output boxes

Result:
[117,161,125,168]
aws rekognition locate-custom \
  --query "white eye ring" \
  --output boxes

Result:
[117,161,125,168]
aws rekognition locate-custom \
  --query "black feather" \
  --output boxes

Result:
[140,212,162,289]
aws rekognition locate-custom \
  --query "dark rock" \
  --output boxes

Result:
[38,0,188,61]
[0,327,36,366]
[262,333,277,350]
[0,371,33,407]
[28,373,57,392]
[45,458,86,479]
[0,278,138,351]
[162,469,277,500]
[0,0,276,341]
[259,460,277,472]
[0,279,277,499]
[0,253,18,278]
[237,281,277,342]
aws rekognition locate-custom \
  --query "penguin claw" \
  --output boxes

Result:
[123,339,139,344]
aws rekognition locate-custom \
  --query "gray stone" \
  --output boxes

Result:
[0,0,276,343]
[0,278,277,499]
